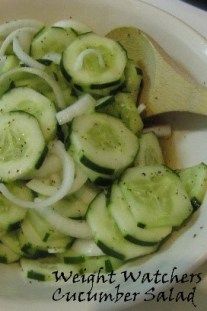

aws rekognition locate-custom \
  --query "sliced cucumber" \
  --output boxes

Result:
[79,256,122,274]
[114,93,143,134]
[21,255,121,281]
[0,231,22,255]
[95,95,115,111]
[0,243,20,263]
[53,19,92,35]
[14,76,51,95]
[109,184,172,246]
[52,197,88,220]
[31,27,77,59]
[58,240,103,264]
[27,210,72,253]
[124,60,142,102]
[61,33,127,87]
[0,55,19,74]
[87,193,157,260]
[19,218,50,259]
[0,87,57,141]
[0,182,33,232]
[74,184,99,204]
[20,257,79,281]
[70,113,139,175]
[0,112,46,181]
[134,132,164,166]
[97,93,143,134]
[178,163,207,208]
[120,166,193,228]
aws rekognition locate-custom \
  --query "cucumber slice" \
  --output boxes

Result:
[70,113,139,174]
[19,216,72,258]
[74,184,99,204]
[120,166,193,228]
[87,193,157,260]
[14,77,51,95]
[31,27,77,59]
[0,182,33,232]
[124,60,143,102]
[61,33,127,86]
[52,197,89,220]
[0,55,19,74]
[178,163,207,208]
[0,112,46,181]
[53,184,98,220]
[0,87,57,141]
[53,19,92,35]
[109,185,172,246]
[114,93,143,134]
[0,243,20,263]
[59,241,103,264]
[19,218,50,259]
[134,132,164,166]
[20,257,79,281]
[72,78,125,98]
[98,93,143,134]
[27,210,73,252]
[0,231,22,255]
[20,255,121,281]
[95,96,115,111]
[78,256,122,274]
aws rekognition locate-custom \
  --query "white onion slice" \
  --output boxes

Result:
[53,19,91,34]
[137,103,146,114]
[39,207,92,239]
[0,19,43,37]
[0,27,37,57]
[143,125,172,138]
[56,94,96,125]
[0,67,66,109]
[13,37,44,70]
[0,141,75,209]
[70,239,104,256]
[42,53,61,65]
[74,49,105,71]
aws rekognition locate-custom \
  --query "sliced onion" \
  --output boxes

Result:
[0,19,43,37]
[143,125,172,138]
[74,49,105,71]
[13,37,45,70]
[0,27,37,57]
[0,141,75,209]
[56,94,96,125]
[41,53,61,65]
[39,207,92,239]
[0,67,66,109]
[137,103,146,114]
[70,239,104,256]
[53,19,91,34]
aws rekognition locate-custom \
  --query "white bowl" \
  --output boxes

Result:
[0,0,207,310]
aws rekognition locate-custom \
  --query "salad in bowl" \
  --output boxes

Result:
[0,18,206,283]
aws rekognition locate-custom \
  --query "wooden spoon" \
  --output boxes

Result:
[107,27,207,117]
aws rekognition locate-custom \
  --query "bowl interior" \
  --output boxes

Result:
[0,0,207,309]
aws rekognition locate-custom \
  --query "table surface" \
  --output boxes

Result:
[127,1,207,310]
